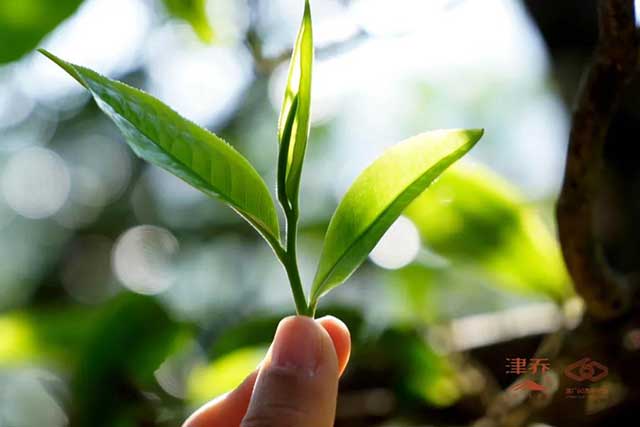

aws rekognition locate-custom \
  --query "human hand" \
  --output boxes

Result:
[183,315,351,427]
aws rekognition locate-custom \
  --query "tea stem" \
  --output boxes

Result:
[276,206,311,316]
[286,208,310,316]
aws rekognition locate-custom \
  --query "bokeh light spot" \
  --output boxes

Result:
[2,147,70,219]
[112,225,179,295]
[369,216,420,270]
[145,24,252,126]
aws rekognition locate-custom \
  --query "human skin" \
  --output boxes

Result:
[183,315,351,427]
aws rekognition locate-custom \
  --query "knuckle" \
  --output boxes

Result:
[241,366,313,427]
[265,364,312,385]
[240,404,306,427]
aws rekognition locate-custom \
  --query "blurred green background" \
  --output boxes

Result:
[0,0,596,425]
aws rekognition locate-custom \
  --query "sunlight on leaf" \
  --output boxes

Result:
[420,375,461,407]
[310,129,483,306]
[0,308,95,368]
[277,0,313,209]
[39,49,281,250]
[187,346,266,404]
[0,315,36,364]
[366,327,462,408]
[406,332,461,407]
[404,161,571,300]
[162,0,214,43]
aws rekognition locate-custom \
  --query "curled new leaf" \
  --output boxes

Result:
[39,49,281,249]
[277,0,313,209]
[310,129,483,307]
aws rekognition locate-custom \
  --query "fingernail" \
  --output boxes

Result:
[271,316,323,372]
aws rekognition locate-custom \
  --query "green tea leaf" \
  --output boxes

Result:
[0,0,83,63]
[277,0,313,209]
[162,0,213,43]
[404,162,571,300]
[39,49,281,248]
[310,129,483,305]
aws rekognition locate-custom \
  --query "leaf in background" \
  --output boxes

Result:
[188,346,266,404]
[39,50,281,249]
[388,263,533,325]
[208,306,364,359]
[0,314,35,364]
[404,161,570,300]
[162,0,213,43]
[277,0,313,208]
[0,308,97,368]
[208,315,281,359]
[0,0,83,63]
[73,295,190,427]
[386,265,441,325]
[310,129,483,305]
[354,326,461,408]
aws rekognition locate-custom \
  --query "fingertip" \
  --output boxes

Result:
[317,316,351,376]
[242,316,341,427]
[271,315,339,374]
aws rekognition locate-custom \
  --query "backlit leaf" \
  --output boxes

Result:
[404,161,570,300]
[310,129,483,306]
[39,49,281,249]
[162,0,213,43]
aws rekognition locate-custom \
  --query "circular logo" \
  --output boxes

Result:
[564,358,608,382]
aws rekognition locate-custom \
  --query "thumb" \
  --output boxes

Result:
[241,316,340,427]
